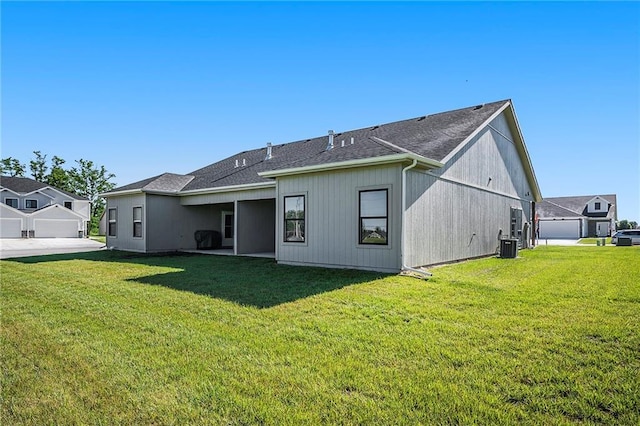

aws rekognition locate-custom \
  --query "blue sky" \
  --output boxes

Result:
[2,1,639,221]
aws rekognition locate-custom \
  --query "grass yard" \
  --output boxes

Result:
[2,246,639,424]
[577,237,612,245]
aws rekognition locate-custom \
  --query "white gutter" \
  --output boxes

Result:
[101,181,276,198]
[401,159,432,277]
[259,154,443,179]
[99,188,144,197]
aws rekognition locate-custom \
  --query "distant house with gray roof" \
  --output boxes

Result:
[537,194,617,239]
[102,99,541,272]
[0,176,91,238]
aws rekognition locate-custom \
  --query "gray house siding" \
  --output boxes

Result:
[405,112,534,267]
[237,199,275,254]
[0,204,26,238]
[106,193,146,252]
[276,164,402,272]
[179,204,231,250]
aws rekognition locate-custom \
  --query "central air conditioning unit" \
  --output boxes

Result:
[499,238,519,258]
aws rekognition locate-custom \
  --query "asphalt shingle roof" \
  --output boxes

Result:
[111,173,195,193]
[0,176,88,200]
[537,194,617,219]
[110,100,510,193]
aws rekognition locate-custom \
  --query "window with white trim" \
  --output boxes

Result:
[108,208,117,237]
[594,202,601,210]
[25,199,38,209]
[284,195,305,242]
[5,198,18,208]
[133,206,143,238]
[359,189,388,245]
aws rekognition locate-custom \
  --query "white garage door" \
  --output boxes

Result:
[33,219,79,238]
[539,220,580,239]
[0,218,23,238]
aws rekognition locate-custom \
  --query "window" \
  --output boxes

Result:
[25,199,38,209]
[284,195,305,242]
[133,207,142,238]
[64,201,73,209]
[594,202,601,210]
[359,189,388,245]
[5,198,18,208]
[108,208,117,237]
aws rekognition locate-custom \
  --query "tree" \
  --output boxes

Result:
[47,156,70,192]
[617,220,630,230]
[29,151,48,181]
[617,219,638,230]
[68,159,116,232]
[0,157,26,177]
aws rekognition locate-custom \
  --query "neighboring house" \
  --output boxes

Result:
[536,194,617,239]
[102,99,541,272]
[0,176,91,238]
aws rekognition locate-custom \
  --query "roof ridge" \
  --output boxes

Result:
[368,136,415,155]
[543,199,583,216]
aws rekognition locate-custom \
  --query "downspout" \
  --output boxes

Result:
[401,159,432,277]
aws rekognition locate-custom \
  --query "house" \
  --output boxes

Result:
[536,194,617,239]
[102,99,541,272]
[0,176,91,238]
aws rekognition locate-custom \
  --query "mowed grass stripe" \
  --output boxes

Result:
[2,247,639,424]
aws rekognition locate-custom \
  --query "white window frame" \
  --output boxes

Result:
[108,208,117,238]
[133,206,143,238]
[25,199,38,209]
[5,198,18,209]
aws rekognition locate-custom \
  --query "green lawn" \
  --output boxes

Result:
[2,247,639,424]
[577,237,612,245]
[88,235,106,244]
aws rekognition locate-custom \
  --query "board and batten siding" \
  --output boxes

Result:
[106,193,146,252]
[276,164,402,272]
[404,112,535,267]
[147,195,232,251]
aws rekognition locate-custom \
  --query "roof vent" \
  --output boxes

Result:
[234,159,239,168]
[350,137,354,145]
[242,158,246,167]
[370,125,379,131]
[417,116,426,121]
[473,104,484,110]
[265,142,273,160]
[326,130,334,151]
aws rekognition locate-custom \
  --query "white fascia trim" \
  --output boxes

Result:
[29,204,88,220]
[22,188,56,199]
[440,101,511,164]
[0,202,28,216]
[258,154,443,178]
[178,181,276,195]
[539,217,584,220]
[585,195,611,205]
[0,188,21,196]
[100,189,144,197]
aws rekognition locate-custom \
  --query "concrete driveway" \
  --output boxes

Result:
[0,238,106,259]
